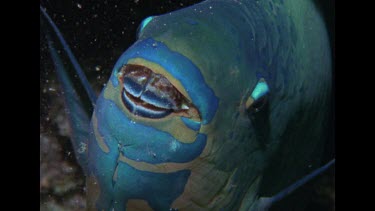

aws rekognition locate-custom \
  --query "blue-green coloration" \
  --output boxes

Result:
[251,80,269,101]
[181,117,201,131]
[41,0,333,210]
[138,16,154,37]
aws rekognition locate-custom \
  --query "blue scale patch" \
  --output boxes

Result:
[181,117,201,131]
[111,38,219,124]
[113,161,191,210]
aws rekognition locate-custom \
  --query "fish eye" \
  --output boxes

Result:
[245,78,269,113]
[118,64,201,120]
[250,96,267,113]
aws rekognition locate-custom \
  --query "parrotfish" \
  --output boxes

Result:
[40,0,334,210]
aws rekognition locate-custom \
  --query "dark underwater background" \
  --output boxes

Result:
[40,0,335,210]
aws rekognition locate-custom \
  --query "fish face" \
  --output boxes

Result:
[87,38,219,210]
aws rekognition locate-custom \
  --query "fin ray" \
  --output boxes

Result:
[255,159,335,211]
[40,5,97,105]
[41,8,91,173]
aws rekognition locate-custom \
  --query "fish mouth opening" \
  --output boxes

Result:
[118,64,201,120]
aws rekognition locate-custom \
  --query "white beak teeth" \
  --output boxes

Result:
[181,104,189,110]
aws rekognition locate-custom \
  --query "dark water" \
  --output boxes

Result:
[40,0,334,210]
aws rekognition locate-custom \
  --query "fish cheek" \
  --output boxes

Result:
[247,101,271,148]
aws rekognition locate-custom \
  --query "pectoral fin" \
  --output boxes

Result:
[253,159,335,211]
[41,5,93,174]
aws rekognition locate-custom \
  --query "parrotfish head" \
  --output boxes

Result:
[88,10,277,210]
[87,35,224,210]
[87,3,330,209]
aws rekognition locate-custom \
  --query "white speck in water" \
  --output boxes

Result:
[48,87,56,92]
[209,6,213,9]
[77,3,82,9]
[95,65,102,71]
[152,42,157,47]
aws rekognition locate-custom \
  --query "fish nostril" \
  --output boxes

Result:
[118,64,201,120]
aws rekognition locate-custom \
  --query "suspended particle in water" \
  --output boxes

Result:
[95,65,102,71]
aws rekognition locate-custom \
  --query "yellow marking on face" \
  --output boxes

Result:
[245,96,255,109]
[118,152,195,173]
[86,175,101,211]
[238,175,263,210]
[113,164,119,182]
[92,112,110,153]
[103,81,201,143]
[206,169,237,209]
[126,199,153,211]
[171,161,234,210]
[126,57,192,102]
